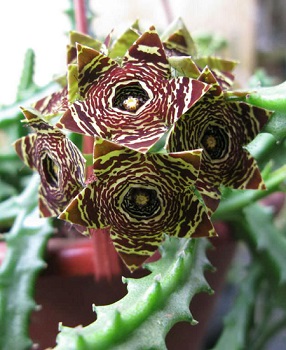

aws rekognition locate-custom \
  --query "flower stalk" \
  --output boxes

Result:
[73,0,122,280]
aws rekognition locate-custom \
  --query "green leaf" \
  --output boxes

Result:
[211,264,261,350]
[245,82,286,141]
[54,237,212,350]
[213,165,286,221]
[0,82,59,128]
[0,175,53,350]
[193,32,228,56]
[242,203,286,284]
[246,82,286,114]
[16,49,39,102]
[0,179,17,202]
[0,174,37,226]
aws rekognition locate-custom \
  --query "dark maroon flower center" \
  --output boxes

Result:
[122,187,161,219]
[201,125,229,160]
[112,82,150,113]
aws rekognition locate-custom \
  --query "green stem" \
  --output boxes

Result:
[54,238,212,350]
[246,132,277,165]
[251,316,286,350]
[0,82,59,128]
[0,175,53,350]
[211,263,262,350]
[213,165,286,221]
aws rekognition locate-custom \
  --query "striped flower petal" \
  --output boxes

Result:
[33,86,69,117]
[162,18,238,89]
[59,137,216,271]
[161,17,197,57]
[56,27,210,152]
[14,108,86,217]
[167,67,272,213]
[33,31,103,118]
[108,20,140,59]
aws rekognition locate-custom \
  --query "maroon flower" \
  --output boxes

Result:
[167,67,272,213]
[56,26,210,152]
[59,137,216,271]
[14,108,86,217]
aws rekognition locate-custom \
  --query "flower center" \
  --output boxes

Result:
[204,135,217,149]
[201,125,229,160]
[113,82,149,113]
[122,187,161,219]
[42,154,59,187]
[123,96,140,112]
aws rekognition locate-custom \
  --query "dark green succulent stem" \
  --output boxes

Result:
[251,316,286,350]
[0,82,59,128]
[232,202,286,286]
[211,263,262,350]
[54,238,212,350]
[16,49,38,102]
[247,132,277,164]
[0,175,53,350]
[213,164,286,221]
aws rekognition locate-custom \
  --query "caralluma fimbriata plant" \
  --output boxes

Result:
[1,13,286,350]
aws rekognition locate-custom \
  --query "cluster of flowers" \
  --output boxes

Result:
[14,19,272,271]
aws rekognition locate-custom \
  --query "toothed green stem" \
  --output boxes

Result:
[213,165,286,221]
[0,175,53,350]
[16,49,38,102]
[211,263,262,350]
[0,82,59,128]
[54,237,212,350]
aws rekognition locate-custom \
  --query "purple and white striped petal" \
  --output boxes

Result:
[14,108,86,217]
[59,138,216,270]
[167,67,272,214]
[57,27,210,152]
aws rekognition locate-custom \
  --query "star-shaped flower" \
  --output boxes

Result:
[59,137,216,271]
[14,108,86,217]
[167,67,272,213]
[56,26,210,152]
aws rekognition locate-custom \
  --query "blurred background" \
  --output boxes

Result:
[0,0,285,106]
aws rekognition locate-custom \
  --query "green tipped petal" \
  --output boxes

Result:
[76,43,119,97]
[109,20,141,59]
[161,17,197,56]
[57,28,210,152]
[167,68,272,214]
[60,138,215,270]
[14,108,86,217]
